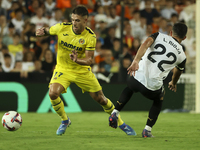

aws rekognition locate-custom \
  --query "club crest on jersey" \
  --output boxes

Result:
[79,38,85,45]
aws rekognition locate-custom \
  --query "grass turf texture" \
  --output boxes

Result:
[0,112,200,150]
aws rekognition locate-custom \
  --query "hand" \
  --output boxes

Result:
[168,81,177,92]
[70,49,78,62]
[35,27,45,36]
[127,60,139,76]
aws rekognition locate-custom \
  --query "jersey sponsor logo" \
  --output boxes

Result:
[63,34,69,36]
[79,38,85,44]
[61,40,83,51]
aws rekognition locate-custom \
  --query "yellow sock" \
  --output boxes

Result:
[101,99,124,126]
[117,115,124,126]
[50,97,68,121]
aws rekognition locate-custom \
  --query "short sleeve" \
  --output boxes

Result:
[86,36,96,51]
[176,59,186,71]
[49,23,62,35]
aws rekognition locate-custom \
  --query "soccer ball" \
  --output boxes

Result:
[2,111,22,131]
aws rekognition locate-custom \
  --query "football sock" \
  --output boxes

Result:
[145,125,152,131]
[50,97,68,121]
[146,100,163,127]
[117,115,124,126]
[101,98,114,114]
[111,109,120,117]
[115,87,134,111]
[102,99,124,126]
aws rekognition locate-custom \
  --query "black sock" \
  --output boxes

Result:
[146,100,163,127]
[115,87,134,111]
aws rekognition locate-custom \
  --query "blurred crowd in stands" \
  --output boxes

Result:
[0,0,196,80]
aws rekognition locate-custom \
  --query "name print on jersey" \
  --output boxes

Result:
[60,40,83,51]
[163,38,181,54]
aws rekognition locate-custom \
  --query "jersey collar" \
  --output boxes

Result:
[172,37,179,43]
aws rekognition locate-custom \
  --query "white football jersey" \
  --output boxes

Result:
[134,32,186,91]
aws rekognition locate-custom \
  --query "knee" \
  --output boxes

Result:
[49,90,60,100]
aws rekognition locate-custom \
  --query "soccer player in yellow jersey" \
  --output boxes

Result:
[36,5,136,136]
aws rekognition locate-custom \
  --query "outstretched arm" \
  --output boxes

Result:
[70,49,94,66]
[168,68,183,92]
[127,37,154,76]
[35,27,50,37]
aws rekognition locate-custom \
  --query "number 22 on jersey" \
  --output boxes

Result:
[147,44,177,72]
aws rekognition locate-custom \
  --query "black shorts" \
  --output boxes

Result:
[127,76,165,101]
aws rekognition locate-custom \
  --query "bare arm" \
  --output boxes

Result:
[168,68,183,92]
[171,68,182,85]
[134,37,154,62]
[127,37,154,76]
[35,27,50,37]
[70,49,94,66]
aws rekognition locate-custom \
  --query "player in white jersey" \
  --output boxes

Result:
[108,22,188,137]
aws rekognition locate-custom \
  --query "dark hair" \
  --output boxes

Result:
[13,33,20,38]
[8,22,15,28]
[72,5,88,17]
[4,53,11,58]
[133,10,140,14]
[171,13,178,18]
[113,38,120,42]
[172,22,188,39]
[54,8,62,12]
[30,23,36,28]
[1,45,8,50]
[123,44,129,49]
[15,8,23,14]
[153,14,160,18]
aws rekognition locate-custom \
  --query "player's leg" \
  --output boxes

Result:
[109,86,134,127]
[89,90,136,135]
[142,99,163,138]
[89,90,118,118]
[75,70,135,135]
[109,76,138,134]
[141,86,165,137]
[89,91,116,116]
[49,69,72,135]
[49,83,71,135]
[49,83,68,121]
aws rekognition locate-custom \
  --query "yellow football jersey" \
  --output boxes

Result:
[49,22,96,73]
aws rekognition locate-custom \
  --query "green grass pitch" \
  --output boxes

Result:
[0,112,200,150]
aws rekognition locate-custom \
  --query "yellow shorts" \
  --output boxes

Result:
[49,68,102,93]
